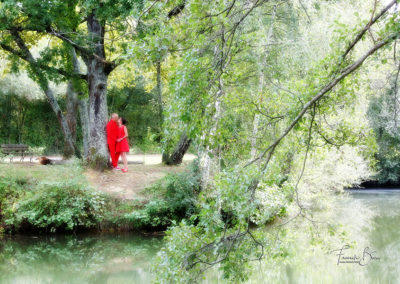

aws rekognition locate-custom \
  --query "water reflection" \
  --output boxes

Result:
[0,234,162,284]
[352,191,400,284]
[249,190,400,283]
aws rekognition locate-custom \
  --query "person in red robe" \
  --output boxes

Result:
[106,113,120,169]
[116,117,130,173]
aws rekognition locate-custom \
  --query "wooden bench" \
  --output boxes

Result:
[0,144,34,162]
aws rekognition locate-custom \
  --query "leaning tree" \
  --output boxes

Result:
[154,0,400,281]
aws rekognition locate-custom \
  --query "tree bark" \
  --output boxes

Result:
[85,12,111,170]
[156,60,163,129]
[44,85,81,158]
[199,98,221,189]
[64,47,81,158]
[162,132,192,165]
[63,80,78,158]
[199,23,226,189]
[79,98,90,158]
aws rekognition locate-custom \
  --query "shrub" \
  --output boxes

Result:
[6,182,110,232]
[0,176,28,230]
[123,163,200,230]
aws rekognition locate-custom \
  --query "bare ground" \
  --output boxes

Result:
[85,163,191,200]
[85,154,195,200]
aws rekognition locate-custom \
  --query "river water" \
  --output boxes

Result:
[1,190,399,283]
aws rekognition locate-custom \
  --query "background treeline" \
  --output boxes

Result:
[368,71,400,185]
[0,81,161,154]
[0,92,65,153]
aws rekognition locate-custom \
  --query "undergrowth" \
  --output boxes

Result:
[0,161,200,234]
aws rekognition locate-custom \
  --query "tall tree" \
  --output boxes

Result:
[0,0,144,169]
[0,30,81,157]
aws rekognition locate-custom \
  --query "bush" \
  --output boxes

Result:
[0,176,28,231]
[123,163,200,230]
[5,182,110,233]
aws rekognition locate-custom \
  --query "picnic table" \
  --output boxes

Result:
[0,144,34,162]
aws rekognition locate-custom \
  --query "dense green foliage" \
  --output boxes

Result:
[368,76,400,184]
[0,176,27,232]
[0,92,72,153]
[1,176,110,233]
[151,0,400,282]
[9,183,109,232]
[116,162,200,230]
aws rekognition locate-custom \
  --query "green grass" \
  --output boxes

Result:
[0,161,87,185]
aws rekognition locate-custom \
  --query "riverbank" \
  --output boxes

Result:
[2,187,400,283]
[359,179,400,189]
[0,158,199,234]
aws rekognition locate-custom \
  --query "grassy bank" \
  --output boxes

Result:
[0,162,199,234]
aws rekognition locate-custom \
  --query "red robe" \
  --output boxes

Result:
[106,120,120,167]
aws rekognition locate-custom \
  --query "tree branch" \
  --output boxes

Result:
[46,27,90,57]
[247,32,399,168]
[0,39,87,81]
[342,0,397,60]
[168,0,186,18]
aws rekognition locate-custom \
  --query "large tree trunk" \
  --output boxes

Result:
[199,98,222,189]
[162,132,192,165]
[85,12,110,170]
[63,81,78,158]
[44,85,81,158]
[78,98,90,158]
[64,47,81,158]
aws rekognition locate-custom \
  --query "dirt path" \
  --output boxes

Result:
[84,154,196,200]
